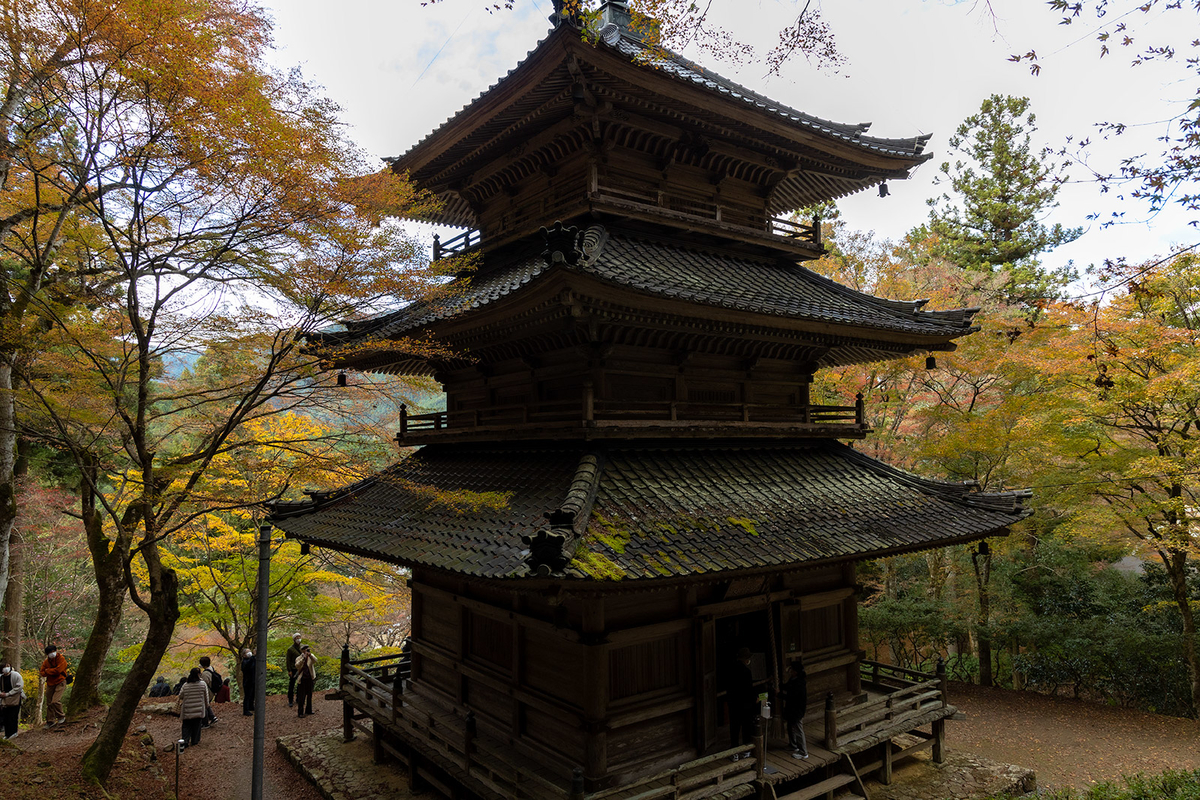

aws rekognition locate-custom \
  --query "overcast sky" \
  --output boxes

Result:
[262,1,1197,293]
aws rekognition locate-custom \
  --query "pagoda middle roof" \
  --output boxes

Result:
[327,225,978,366]
[271,440,1030,582]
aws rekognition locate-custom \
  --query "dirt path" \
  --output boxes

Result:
[947,681,1200,790]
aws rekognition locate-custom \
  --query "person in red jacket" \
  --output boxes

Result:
[39,644,69,727]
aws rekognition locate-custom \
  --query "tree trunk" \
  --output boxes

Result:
[2,526,24,668]
[972,545,993,688]
[66,469,130,716]
[0,362,17,615]
[81,557,178,785]
[1165,551,1200,717]
[1,439,27,669]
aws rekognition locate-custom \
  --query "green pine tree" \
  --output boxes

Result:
[925,94,1082,308]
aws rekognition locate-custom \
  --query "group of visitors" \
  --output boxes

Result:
[0,644,73,739]
[173,633,320,750]
[728,647,810,762]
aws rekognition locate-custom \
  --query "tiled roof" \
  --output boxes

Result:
[336,226,977,347]
[392,24,929,175]
[270,441,1030,582]
[607,34,930,161]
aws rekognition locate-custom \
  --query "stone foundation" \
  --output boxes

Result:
[863,747,1037,800]
[277,728,411,800]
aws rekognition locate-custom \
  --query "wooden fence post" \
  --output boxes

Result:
[936,657,947,708]
[823,692,837,751]
[753,717,765,781]
[341,643,354,743]
[570,767,585,800]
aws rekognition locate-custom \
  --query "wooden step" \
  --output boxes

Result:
[776,773,855,800]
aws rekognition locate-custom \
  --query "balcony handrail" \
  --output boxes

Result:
[432,228,482,261]
[398,395,867,439]
[823,659,947,751]
[591,183,819,244]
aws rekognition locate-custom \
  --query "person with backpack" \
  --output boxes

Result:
[0,661,25,739]
[148,676,171,697]
[39,645,70,727]
[198,656,220,727]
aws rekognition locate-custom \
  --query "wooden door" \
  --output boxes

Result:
[696,617,718,752]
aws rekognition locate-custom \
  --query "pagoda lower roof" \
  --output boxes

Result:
[326,225,978,367]
[270,440,1030,583]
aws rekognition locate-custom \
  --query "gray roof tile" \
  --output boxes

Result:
[271,441,1029,581]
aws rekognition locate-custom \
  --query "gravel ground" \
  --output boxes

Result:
[946,681,1200,790]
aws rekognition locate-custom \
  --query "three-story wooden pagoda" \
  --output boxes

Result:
[270,5,1030,800]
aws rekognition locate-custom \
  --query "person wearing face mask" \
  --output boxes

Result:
[240,648,256,716]
[0,662,24,739]
[39,645,69,727]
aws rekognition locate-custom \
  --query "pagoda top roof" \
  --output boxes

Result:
[270,440,1030,583]
[388,17,932,224]
[322,224,978,371]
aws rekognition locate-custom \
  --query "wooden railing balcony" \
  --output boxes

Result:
[339,651,761,800]
[432,228,482,261]
[822,659,949,755]
[588,183,821,252]
[395,394,868,444]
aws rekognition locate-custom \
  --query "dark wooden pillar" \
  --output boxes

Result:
[341,643,354,743]
[932,718,946,764]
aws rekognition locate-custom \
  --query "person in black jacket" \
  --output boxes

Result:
[241,649,256,716]
[782,661,809,759]
[728,647,757,760]
[148,676,171,697]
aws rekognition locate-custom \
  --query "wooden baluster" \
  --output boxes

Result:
[583,381,594,422]
[399,404,408,440]
[753,716,765,781]
[432,233,441,261]
[464,709,476,767]
[855,392,865,426]
[814,213,822,246]
[570,767,585,800]
[341,643,354,743]
[937,657,947,708]
[392,657,403,725]
[823,691,837,751]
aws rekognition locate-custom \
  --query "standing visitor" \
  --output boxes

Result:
[39,645,69,727]
[0,662,24,739]
[176,668,210,750]
[285,633,303,708]
[782,662,809,759]
[728,647,756,761]
[241,649,256,716]
[295,644,317,717]
[198,656,220,727]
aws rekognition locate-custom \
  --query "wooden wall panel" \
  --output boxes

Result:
[609,636,680,701]
[521,627,586,708]
[421,591,461,651]
[606,711,691,771]
[468,610,514,673]
[464,676,511,728]
[522,703,586,762]
[419,658,460,698]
